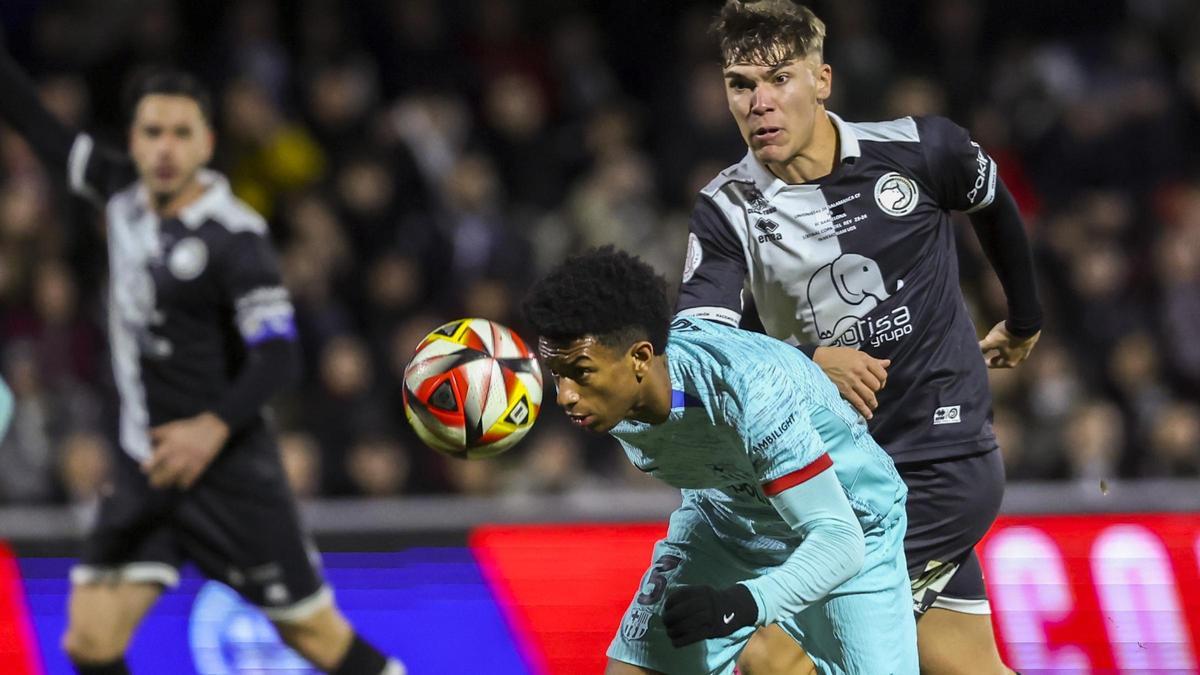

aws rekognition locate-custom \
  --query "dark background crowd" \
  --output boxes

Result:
[0,0,1197,514]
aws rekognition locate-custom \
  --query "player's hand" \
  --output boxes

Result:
[143,413,230,490]
[979,321,1041,369]
[662,584,758,648]
[812,347,890,420]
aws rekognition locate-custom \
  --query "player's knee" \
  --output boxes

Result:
[61,623,129,665]
[273,605,353,670]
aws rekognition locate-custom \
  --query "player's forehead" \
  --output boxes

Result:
[132,94,207,126]
[723,56,811,80]
[538,335,610,367]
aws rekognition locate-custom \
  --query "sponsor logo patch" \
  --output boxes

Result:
[933,405,961,425]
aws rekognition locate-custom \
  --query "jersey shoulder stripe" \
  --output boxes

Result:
[699,156,757,199]
[843,116,920,144]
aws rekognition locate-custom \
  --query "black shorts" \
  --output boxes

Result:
[897,448,1005,617]
[75,428,327,622]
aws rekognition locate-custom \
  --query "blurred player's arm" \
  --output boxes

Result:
[916,115,1043,368]
[0,39,134,204]
[675,195,747,326]
[662,457,864,647]
[144,232,300,490]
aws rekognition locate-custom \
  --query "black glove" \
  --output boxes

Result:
[662,583,759,647]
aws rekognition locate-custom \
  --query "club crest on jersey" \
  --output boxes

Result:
[874,172,919,217]
[741,186,776,215]
[622,608,653,641]
[681,233,703,283]
[168,237,208,281]
[755,218,783,244]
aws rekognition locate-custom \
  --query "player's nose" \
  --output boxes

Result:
[751,89,775,114]
[556,384,579,408]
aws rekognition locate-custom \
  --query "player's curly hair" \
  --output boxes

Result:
[713,0,826,68]
[522,246,671,353]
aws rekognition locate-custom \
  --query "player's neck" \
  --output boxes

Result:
[151,175,208,219]
[629,356,672,425]
[765,109,838,184]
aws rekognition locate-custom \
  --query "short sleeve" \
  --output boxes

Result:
[914,116,998,214]
[723,364,828,494]
[217,231,297,346]
[675,195,747,326]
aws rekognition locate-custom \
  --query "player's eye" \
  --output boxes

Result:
[774,73,790,84]
[176,127,192,138]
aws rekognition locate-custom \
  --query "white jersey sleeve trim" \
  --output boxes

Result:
[676,306,742,326]
[67,133,102,203]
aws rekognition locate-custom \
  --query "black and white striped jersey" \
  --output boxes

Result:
[677,113,999,463]
[67,134,296,461]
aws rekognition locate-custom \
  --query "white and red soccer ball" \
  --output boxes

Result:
[402,318,543,459]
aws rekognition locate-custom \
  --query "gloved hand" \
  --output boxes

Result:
[662,583,758,647]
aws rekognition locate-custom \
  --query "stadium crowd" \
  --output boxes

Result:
[0,0,1198,515]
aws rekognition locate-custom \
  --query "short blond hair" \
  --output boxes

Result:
[713,0,826,68]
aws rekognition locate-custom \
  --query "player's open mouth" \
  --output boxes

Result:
[567,413,594,428]
[753,127,782,142]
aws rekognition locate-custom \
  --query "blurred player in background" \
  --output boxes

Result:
[524,246,917,675]
[0,43,403,675]
[676,2,1042,673]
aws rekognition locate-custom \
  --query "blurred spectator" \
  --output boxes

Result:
[0,342,58,503]
[223,78,325,219]
[279,431,322,500]
[1141,402,1200,478]
[1062,400,1124,484]
[303,335,392,495]
[57,431,111,526]
[346,437,411,498]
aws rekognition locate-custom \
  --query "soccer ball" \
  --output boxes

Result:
[402,318,543,459]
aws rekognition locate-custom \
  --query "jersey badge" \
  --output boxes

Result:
[874,172,919,216]
[168,237,209,281]
[741,185,777,215]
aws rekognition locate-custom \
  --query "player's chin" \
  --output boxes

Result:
[751,144,788,164]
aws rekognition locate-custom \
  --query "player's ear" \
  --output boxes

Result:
[629,341,655,379]
[815,62,832,103]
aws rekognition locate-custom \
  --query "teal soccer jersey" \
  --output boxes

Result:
[611,317,906,555]
[607,318,916,674]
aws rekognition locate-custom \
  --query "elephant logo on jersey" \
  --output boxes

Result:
[874,172,919,216]
[807,254,892,341]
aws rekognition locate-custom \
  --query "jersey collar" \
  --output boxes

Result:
[743,110,862,197]
[178,170,234,229]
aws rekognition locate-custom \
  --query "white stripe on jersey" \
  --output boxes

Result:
[106,183,161,461]
[843,117,920,144]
